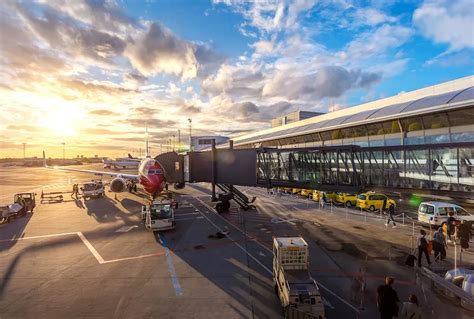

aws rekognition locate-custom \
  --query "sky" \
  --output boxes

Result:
[0,0,473,158]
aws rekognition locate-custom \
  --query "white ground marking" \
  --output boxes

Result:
[193,196,360,314]
[1,231,164,264]
[270,217,297,225]
[258,251,266,257]
[115,225,139,232]
[174,216,204,221]
[77,232,105,264]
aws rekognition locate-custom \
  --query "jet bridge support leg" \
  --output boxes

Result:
[215,184,256,214]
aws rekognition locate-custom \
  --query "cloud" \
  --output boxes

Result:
[125,23,198,79]
[124,73,148,85]
[83,128,123,135]
[45,0,137,35]
[413,0,474,51]
[124,118,176,128]
[345,24,413,60]
[352,8,398,26]
[15,2,127,66]
[58,79,138,100]
[262,66,381,100]
[88,109,118,116]
[7,125,42,132]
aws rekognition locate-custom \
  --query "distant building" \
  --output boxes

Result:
[271,110,324,128]
[191,136,229,152]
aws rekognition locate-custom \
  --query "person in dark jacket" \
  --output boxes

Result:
[459,220,471,251]
[417,229,431,267]
[377,276,400,319]
[447,211,456,242]
[385,204,397,228]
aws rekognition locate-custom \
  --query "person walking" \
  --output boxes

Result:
[417,229,431,267]
[376,276,399,319]
[400,294,422,319]
[433,227,447,262]
[385,204,397,228]
[320,192,326,209]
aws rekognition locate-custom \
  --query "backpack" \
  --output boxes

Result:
[420,237,428,250]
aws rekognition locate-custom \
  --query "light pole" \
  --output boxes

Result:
[188,118,192,152]
[61,142,66,162]
[22,142,26,159]
[172,135,175,152]
[178,129,181,152]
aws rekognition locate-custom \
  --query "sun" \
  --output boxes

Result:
[39,107,79,136]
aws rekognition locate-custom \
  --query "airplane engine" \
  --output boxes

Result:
[110,177,126,192]
[174,182,185,190]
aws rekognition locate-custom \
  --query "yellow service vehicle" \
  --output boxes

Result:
[300,189,313,198]
[310,190,321,201]
[336,192,358,207]
[291,188,302,195]
[357,192,396,212]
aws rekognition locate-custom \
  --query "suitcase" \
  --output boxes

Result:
[405,254,416,267]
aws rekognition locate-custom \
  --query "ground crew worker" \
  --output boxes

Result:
[385,204,396,228]
[417,229,431,267]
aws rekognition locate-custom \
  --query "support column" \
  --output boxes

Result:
[211,139,217,201]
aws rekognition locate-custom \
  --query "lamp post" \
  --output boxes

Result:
[188,118,192,152]
[172,135,175,152]
[177,129,181,152]
[61,142,66,162]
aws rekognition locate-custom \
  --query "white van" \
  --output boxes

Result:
[417,201,473,227]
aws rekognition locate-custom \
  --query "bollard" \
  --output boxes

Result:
[402,213,405,225]
[345,205,348,219]
[365,210,367,223]
[330,201,333,214]
[411,222,415,250]
[454,243,458,276]
[379,209,382,219]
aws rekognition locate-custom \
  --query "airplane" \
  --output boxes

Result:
[102,157,140,169]
[42,132,168,198]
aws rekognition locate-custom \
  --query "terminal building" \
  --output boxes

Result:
[197,76,474,196]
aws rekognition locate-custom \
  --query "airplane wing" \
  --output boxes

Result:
[43,151,139,181]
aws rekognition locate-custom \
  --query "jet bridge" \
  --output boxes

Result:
[155,141,474,212]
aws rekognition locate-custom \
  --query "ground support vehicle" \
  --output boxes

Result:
[418,201,473,228]
[356,192,396,212]
[1,192,36,224]
[291,188,302,195]
[273,237,325,319]
[141,198,176,231]
[80,181,105,199]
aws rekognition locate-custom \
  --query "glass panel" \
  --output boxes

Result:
[405,135,425,145]
[448,108,474,127]
[402,117,423,132]
[369,139,384,147]
[426,133,450,144]
[385,138,401,146]
[452,132,474,142]
[448,87,474,104]
[353,125,367,138]
[381,120,401,134]
[330,130,343,140]
[367,123,384,136]
[368,101,412,119]
[423,112,449,129]
[403,90,464,113]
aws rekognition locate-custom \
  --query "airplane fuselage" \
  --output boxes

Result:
[138,158,166,196]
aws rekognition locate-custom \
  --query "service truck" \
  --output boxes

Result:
[141,199,176,231]
[273,237,325,319]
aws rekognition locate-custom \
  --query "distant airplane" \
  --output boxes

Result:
[43,131,167,197]
[102,156,140,169]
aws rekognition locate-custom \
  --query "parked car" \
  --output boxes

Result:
[357,192,396,211]
[417,201,473,227]
[300,189,313,198]
[336,192,358,207]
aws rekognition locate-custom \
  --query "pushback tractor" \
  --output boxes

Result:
[273,237,325,319]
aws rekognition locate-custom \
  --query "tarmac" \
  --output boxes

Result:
[0,164,473,318]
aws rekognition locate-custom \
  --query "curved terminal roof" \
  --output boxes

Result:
[233,77,474,146]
